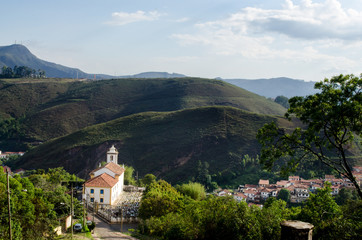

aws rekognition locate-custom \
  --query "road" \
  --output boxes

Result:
[92,214,139,240]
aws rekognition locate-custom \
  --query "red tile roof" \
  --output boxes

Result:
[104,162,125,175]
[259,179,269,185]
[90,162,125,176]
[85,173,118,188]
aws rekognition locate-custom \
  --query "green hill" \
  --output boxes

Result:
[15,106,287,183]
[0,77,286,150]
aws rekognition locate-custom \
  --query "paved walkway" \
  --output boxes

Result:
[92,214,139,240]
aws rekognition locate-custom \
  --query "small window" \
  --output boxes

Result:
[90,189,94,194]
[100,198,104,203]
[110,156,113,160]
[90,198,94,202]
[100,189,104,194]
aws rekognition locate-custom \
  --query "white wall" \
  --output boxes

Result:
[85,186,111,205]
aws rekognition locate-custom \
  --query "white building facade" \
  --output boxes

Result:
[84,145,125,205]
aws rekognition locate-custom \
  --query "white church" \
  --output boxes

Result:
[84,145,125,205]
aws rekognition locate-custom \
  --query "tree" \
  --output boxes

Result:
[196,161,213,190]
[257,74,362,198]
[1,66,14,78]
[274,95,290,108]
[139,180,185,219]
[277,189,290,203]
[176,182,206,201]
[123,165,136,185]
[0,168,58,239]
[298,184,342,239]
[334,188,358,205]
[140,173,157,186]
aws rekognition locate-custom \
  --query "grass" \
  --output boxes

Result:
[56,231,93,239]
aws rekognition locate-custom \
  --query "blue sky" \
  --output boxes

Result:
[1,0,362,81]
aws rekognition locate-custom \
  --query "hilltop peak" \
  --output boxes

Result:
[0,44,94,78]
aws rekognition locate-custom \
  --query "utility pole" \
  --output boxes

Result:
[120,207,123,233]
[7,169,12,240]
[83,183,86,230]
[71,182,73,239]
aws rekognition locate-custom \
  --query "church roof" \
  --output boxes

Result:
[90,162,125,176]
[85,173,118,188]
[104,162,124,175]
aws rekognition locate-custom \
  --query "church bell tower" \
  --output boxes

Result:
[107,145,118,164]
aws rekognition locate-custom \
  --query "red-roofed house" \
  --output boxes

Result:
[244,189,257,201]
[260,187,272,199]
[84,145,125,205]
[217,189,232,197]
[258,179,269,187]
[288,176,300,182]
[233,192,247,202]
[331,185,342,195]
[276,180,290,188]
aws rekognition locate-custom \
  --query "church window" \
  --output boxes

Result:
[110,156,113,160]
[100,189,104,194]
[90,189,94,194]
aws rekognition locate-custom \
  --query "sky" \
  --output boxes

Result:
[1,0,362,81]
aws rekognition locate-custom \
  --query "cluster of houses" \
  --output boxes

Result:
[217,166,362,204]
[0,150,25,159]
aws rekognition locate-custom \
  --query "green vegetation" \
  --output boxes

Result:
[0,77,285,150]
[176,182,206,201]
[277,189,291,203]
[257,74,362,198]
[124,165,136,185]
[274,95,289,108]
[139,174,157,187]
[137,179,361,240]
[0,65,45,78]
[0,167,84,239]
[14,106,286,186]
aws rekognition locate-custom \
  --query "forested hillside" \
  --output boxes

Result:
[0,77,285,151]
[15,106,293,185]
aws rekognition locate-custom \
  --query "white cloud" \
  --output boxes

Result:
[169,0,362,80]
[172,0,362,61]
[248,0,362,40]
[106,10,162,26]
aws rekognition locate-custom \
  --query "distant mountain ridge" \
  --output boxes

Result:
[0,44,186,79]
[0,44,97,79]
[222,77,319,98]
[0,44,319,98]
[119,72,186,78]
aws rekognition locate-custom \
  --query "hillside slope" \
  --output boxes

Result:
[16,106,287,182]
[0,77,286,147]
